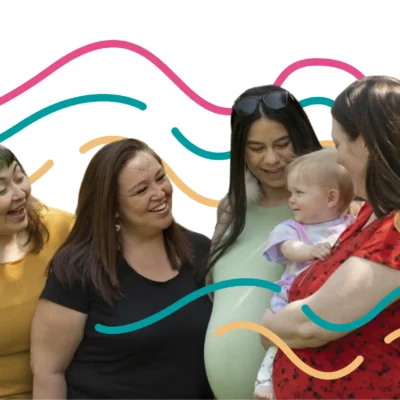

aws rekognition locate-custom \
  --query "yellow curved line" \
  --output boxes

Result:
[29,160,54,184]
[215,321,364,380]
[162,162,219,207]
[79,136,220,208]
[384,329,400,344]
[79,135,126,153]
[320,140,335,148]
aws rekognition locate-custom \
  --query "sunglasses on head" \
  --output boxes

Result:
[233,91,291,116]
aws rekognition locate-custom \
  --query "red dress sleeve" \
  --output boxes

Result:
[352,212,400,270]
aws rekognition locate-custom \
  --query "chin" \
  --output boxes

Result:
[157,214,174,231]
[262,179,286,189]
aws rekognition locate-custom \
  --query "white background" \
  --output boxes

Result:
[0,0,398,238]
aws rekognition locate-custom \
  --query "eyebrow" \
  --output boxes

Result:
[0,163,19,181]
[128,167,164,193]
[247,135,290,145]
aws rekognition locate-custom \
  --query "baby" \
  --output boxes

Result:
[254,148,356,400]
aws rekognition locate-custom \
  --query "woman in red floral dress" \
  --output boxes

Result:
[258,76,400,399]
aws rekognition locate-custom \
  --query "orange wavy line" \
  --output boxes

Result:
[26,140,334,199]
[215,321,364,380]
[320,140,335,148]
[29,160,54,184]
[385,329,400,344]
[79,136,220,208]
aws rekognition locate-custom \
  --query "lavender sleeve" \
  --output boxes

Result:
[263,220,304,263]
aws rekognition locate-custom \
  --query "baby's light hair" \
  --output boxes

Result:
[286,148,354,215]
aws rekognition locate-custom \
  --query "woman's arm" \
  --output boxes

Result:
[260,255,400,349]
[30,299,87,399]
[206,196,232,298]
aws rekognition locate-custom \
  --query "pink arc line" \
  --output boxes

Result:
[0,40,365,115]
[0,40,231,115]
[274,58,365,86]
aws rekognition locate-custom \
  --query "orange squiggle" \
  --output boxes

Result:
[385,329,400,344]
[320,140,335,148]
[215,321,364,380]
[29,160,54,184]
[79,136,220,208]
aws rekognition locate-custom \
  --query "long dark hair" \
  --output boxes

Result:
[47,138,193,305]
[0,145,49,253]
[208,85,322,271]
[331,75,400,221]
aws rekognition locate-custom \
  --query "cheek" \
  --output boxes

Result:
[118,196,145,220]
[280,144,295,162]
[163,179,173,197]
[245,150,263,169]
[0,195,11,216]
[335,148,347,167]
[22,181,31,197]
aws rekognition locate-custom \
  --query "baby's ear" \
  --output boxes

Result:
[327,188,340,209]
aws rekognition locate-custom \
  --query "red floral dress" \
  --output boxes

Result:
[273,203,400,399]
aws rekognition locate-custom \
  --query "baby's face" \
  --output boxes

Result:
[287,174,337,225]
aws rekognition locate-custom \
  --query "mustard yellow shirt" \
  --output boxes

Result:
[0,206,74,399]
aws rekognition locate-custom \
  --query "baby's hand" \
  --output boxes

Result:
[309,243,331,260]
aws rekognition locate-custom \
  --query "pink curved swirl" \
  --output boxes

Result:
[0,40,364,114]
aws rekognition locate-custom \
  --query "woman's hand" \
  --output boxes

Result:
[259,308,274,349]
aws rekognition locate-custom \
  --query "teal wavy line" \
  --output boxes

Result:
[0,94,147,143]
[299,96,334,108]
[95,278,281,335]
[302,286,400,332]
[171,127,230,160]
[0,95,333,161]
[172,96,333,161]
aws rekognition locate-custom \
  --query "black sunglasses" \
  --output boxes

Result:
[233,91,291,116]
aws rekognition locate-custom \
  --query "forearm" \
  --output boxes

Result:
[33,372,67,399]
[280,240,312,263]
[260,299,335,349]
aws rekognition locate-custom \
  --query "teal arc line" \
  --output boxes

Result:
[171,127,230,160]
[0,94,147,143]
[171,96,334,161]
[95,278,281,335]
[299,96,334,108]
[0,95,333,158]
[94,276,400,335]
[302,286,400,332]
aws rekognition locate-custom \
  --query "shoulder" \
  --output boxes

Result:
[352,208,400,270]
[185,229,211,251]
[216,195,231,221]
[39,204,74,239]
[40,204,74,224]
[270,219,304,237]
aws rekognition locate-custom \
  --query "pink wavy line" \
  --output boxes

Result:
[0,40,232,115]
[274,58,364,86]
[0,40,364,114]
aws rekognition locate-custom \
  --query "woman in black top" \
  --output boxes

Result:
[30,138,214,399]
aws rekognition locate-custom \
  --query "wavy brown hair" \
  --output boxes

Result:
[331,76,400,224]
[46,138,193,305]
[0,145,49,252]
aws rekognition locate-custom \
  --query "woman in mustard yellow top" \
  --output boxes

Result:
[0,145,73,399]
